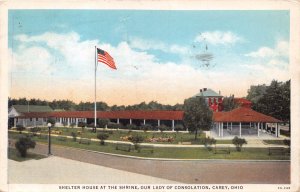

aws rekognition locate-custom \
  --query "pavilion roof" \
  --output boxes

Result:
[20,110,184,120]
[213,107,281,123]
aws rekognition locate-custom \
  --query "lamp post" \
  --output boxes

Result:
[47,122,52,156]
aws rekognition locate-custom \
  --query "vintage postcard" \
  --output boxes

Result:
[0,0,299,192]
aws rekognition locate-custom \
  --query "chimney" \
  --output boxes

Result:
[200,89,202,92]
[203,88,207,91]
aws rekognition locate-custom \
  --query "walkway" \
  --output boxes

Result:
[13,142,290,184]
[9,156,179,184]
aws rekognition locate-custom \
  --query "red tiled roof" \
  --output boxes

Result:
[20,110,184,120]
[213,107,281,123]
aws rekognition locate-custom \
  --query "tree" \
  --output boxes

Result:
[183,97,213,140]
[97,132,109,145]
[232,136,247,151]
[15,136,36,157]
[246,84,267,105]
[47,118,55,127]
[98,119,109,128]
[222,95,238,111]
[141,124,152,132]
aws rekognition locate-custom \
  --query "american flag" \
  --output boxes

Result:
[97,48,117,69]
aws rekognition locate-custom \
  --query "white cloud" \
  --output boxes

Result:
[195,31,242,45]
[11,31,290,105]
[129,37,189,55]
[245,40,289,58]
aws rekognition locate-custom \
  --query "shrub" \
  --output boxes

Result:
[62,121,68,127]
[97,132,110,145]
[107,122,121,129]
[131,134,144,151]
[98,119,110,128]
[174,124,185,132]
[232,136,247,152]
[141,124,152,132]
[15,136,36,157]
[78,122,86,128]
[126,124,137,130]
[16,125,25,133]
[204,137,216,151]
[158,124,168,133]
[71,132,77,142]
[47,118,56,126]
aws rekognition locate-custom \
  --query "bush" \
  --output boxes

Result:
[141,124,152,132]
[62,121,68,127]
[232,136,247,152]
[47,118,56,126]
[15,136,36,157]
[126,124,137,130]
[97,132,110,145]
[174,124,185,132]
[70,122,76,128]
[204,137,216,151]
[131,134,145,151]
[78,122,86,128]
[71,132,77,142]
[98,119,110,128]
[158,124,168,133]
[107,122,121,129]
[16,125,25,133]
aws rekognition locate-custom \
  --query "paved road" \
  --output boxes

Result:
[24,143,290,184]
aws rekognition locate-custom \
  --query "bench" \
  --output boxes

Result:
[214,147,230,154]
[116,143,132,152]
[57,136,67,141]
[79,138,91,145]
[139,145,154,153]
[268,147,287,156]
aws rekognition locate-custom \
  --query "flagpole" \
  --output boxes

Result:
[94,46,97,132]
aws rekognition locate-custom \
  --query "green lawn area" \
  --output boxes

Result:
[9,132,290,160]
[263,140,287,145]
[13,127,206,144]
[8,147,46,162]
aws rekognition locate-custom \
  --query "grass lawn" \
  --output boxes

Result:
[8,147,46,162]
[13,127,206,144]
[8,132,290,160]
[263,140,288,145]
[216,140,233,144]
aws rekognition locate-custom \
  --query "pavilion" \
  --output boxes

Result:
[212,107,282,138]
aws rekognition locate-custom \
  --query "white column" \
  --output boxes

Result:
[231,122,233,131]
[172,120,175,131]
[221,122,224,137]
[218,123,220,137]
[158,119,160,126]
[250,122,252,128]
[75,118,78,127]
[34,119,36,127]
[143,119,146,125]
[117,118,120,124]
[277,123,280,137]
[257,122,260,137]
[14,118,17,127]
[226,122,228,130]
[130,119,132,125]
[60,118,62,123]
[276,123,278,137]
[67,118,70,126]
[239,122,242,137]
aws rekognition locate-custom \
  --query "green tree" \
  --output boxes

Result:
[183,97,213,140]
[141,124,152,132]
[47,118,55,127]
[158,124,168,133]
[222,95,238,111]
[130,134,145,151]
[15,136,36,157]
[98,119,110,128]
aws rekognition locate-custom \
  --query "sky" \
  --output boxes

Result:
[8,10,290,105]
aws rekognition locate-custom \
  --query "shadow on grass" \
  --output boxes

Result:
[8,148,46,162]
